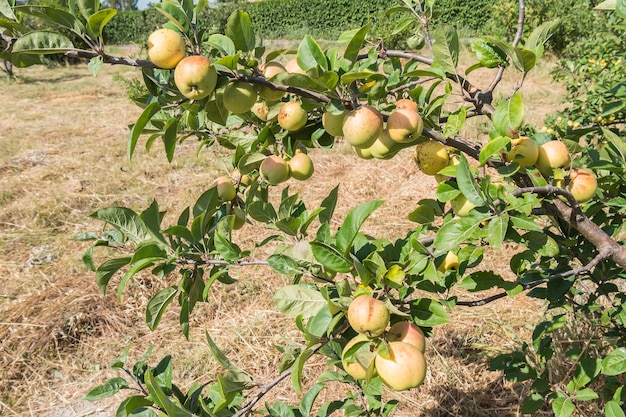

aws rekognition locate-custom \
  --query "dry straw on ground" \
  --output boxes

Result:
[0,56,563,417]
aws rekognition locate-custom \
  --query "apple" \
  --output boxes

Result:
[223,81,257,114]
[355,146,374,160]
[535,140,571,177]
[278,101,308,131]
[450,194,476,217]
[395,98,419,112]
[375,341,427,391]
[285,58,306,75]
[259,61,286,102]
[342,106,383,149]
[369,130,398,159]
[506,136,539,167]
[341,334,373,380]
[387,108,423,143]
[288,152,314,180]
[386,322,426,353]
[232,207,246,230]
[347,295,390,337]
[211,176,236,202]
[173,56,217,100]
[322,109,348,137]
[567,168,597,203]
[413,140,449,175]
[260,155,290,185]
[437,251,460,272]
[251,101,270,121]
[147,28,186,69]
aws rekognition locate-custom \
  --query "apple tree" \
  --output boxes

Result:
[2,0,626,415]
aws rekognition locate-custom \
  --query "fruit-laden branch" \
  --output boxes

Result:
[456,249,611,307]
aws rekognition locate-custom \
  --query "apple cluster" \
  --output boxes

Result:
[341,295,427,391]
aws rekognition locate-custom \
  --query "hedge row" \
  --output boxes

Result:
[102,0,602,56]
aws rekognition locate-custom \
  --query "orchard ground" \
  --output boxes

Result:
[0,48,565,416]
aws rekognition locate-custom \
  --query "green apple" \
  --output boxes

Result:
[259,61,287,102]
[174,56,217,100]
[260,155,290,185]
[288,152,314,181]
[223,81,257,114]
[506,137,539,167]
[322,109,348,137]
[212,176,236,202]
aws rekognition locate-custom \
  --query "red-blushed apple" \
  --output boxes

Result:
[535,140,571,177]
[567,168,597,203]
[395,98,419,112]
[259,61,286,102]
[342,106,383,149]
[375,341,427,391]
[223,81,257,114]
[174,56,217,100]
[386,322,426,353]
[148,28,186,69]
[413,140,449,175]
[278,101,308,131]
[387,108,423,143]
[347,295,390,337]
[211,176,236,202]
[260,155,290,185]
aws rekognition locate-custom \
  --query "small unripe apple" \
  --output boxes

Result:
[260,155,290,185]
[413,141,449,175]
[223,81,257,114]
[386,322,426,353]
[369,130,398,159]
[174,56,217,100]
[567,168,597,203]
[288,152,314,181]
[147,28,186,69]
[506,137,539,167]
[342,106,383,149]
[437,251,459,272]
[395,98,419,112]
[322,109,348,137]
[387,108,423,143]
[341,334,372,380]
[450,194,476,217]
[259,62,287,102]
[347,295,390,337]
[278,102,308,131]
[375,341,427,391]
[285,58,306,75]
[251,101,270,121]
[212,176,236,202]
[535,140,571,177]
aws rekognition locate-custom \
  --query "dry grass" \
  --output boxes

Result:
[0,54,564,417]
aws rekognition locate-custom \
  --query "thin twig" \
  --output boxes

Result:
[487,0,525,92]
[232,369,292,417]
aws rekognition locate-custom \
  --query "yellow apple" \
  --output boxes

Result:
[387,108,424,143]
[173,56,217,100]
[347,295,390,337]
[278,101,308,131]
[369,130,398,159]
[285,58,307,75]
[355,146,374,160]
[260,155,290,185]
[211,176,236,202]
[506,136,539,167]
[223,81,257,114]
[567,168,597,203]
[259,61,287,102]
[437,251,459,272]
[413,141,449,175]
[395,98,419,112]
[342,106,383,149]
[147,28,186,69]
[251,101,270,121]
[535,140,571,177]
[322,109,348,137]
[386,322,426,353]
[288,152,314,181]
[450,194,476,217]
[375,341,427,391]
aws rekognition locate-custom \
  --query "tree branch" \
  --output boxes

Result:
[233,368,293,417]
[487,0,525,92]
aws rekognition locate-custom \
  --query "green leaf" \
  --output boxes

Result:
[574,388,599,401]
[207,33,236,56]
[273,284,327,319]
[299,384,324,417]
[431,25,459,74]
[76,0,99,21]
[146,286,177,330]
[87,8,116,39]
[12,31,74,54]
[602,347,626,376]
[392,16,414,35]
[525,20,559,60]
[144,370,193,417]
[297,34,328,71]
[225,10,255,52]
[433,217,483,254]
[87,55,102,77]
[443,107,466,137]
[605,400,626,417]
[479,136,510,165]
[410,298,450,326]
[456,154,485,207]
[336,200,384,256]
[343,23,369,62]
[485,214,508,250]
[85,377,129,401]
[154,0,189,33]
[90,206,149,242]
[552,395,575,417]
[116,395,154,417]
[0,0,16,20]
[310,242,352,273]
[470,38,508,68]
[95,257,131,294]
[268,254,300,275]
[15,6,85,34]
[460,271,514,292]
[492,92,524,136]
[319,185,339,224]
[128,102,160,159]
[407,204,435,224]
[214,230,242,261]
